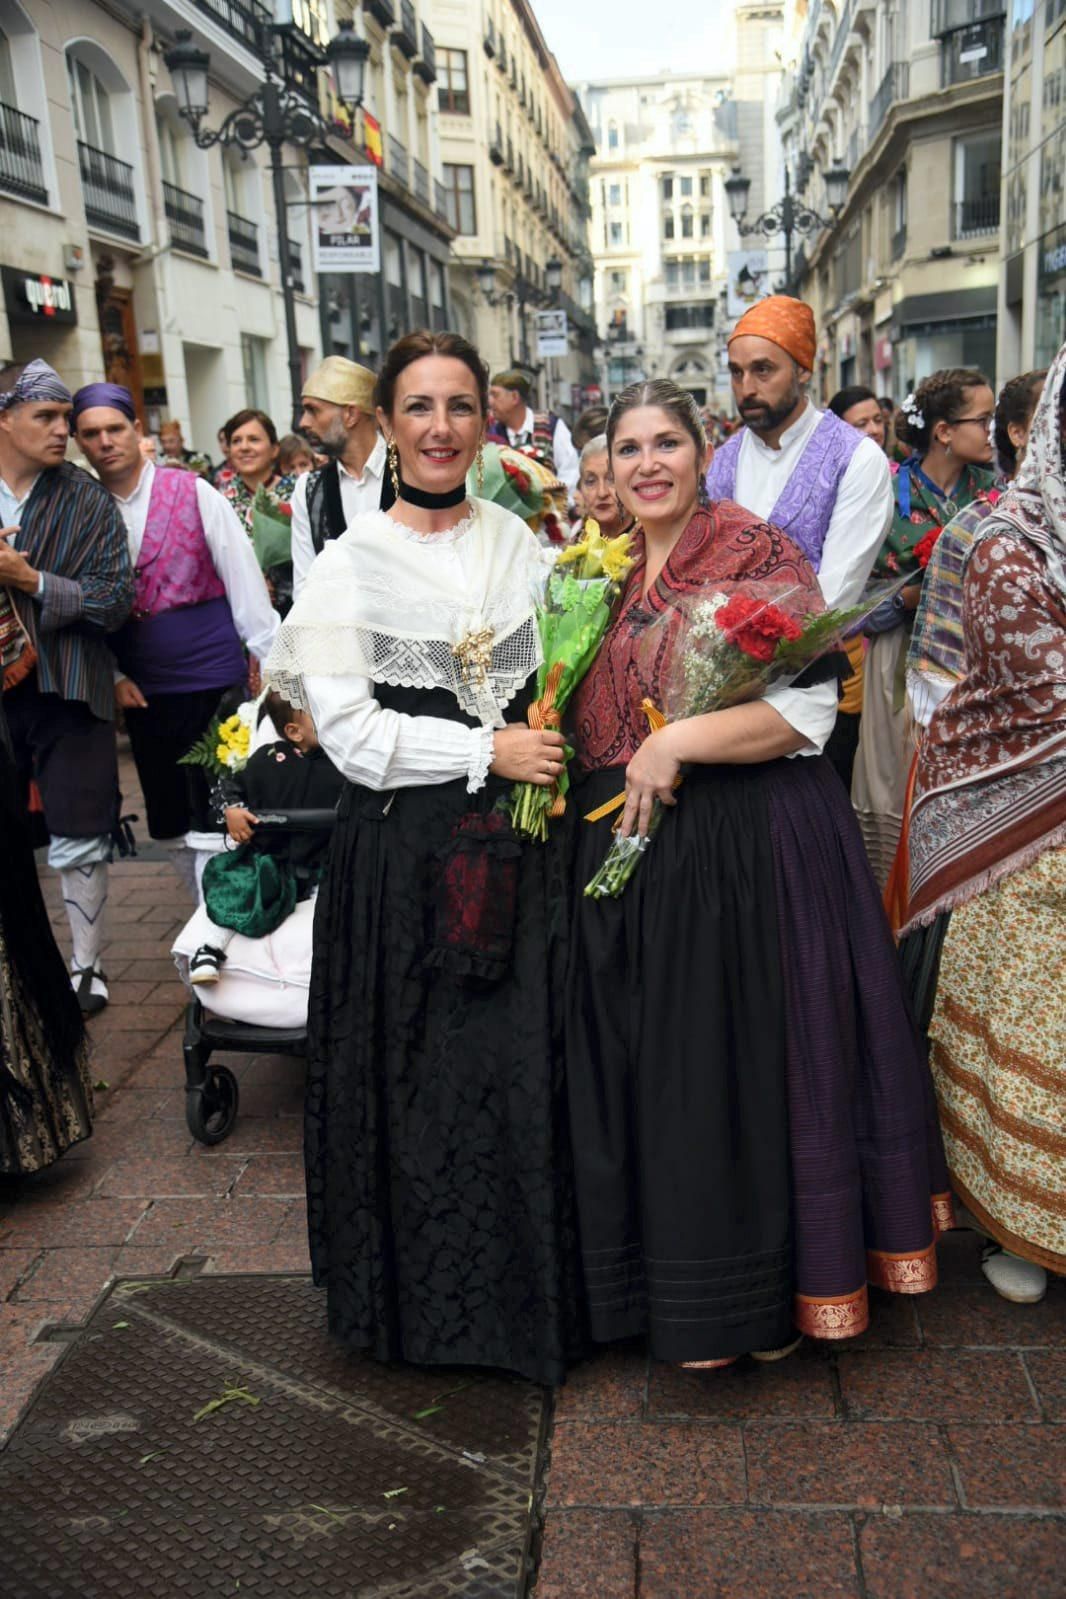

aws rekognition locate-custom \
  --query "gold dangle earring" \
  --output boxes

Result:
[475,442,485,494]
[387,437,400,497]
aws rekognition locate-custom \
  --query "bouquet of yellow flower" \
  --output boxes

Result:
[510,521,635,841]
[178,701,256,779]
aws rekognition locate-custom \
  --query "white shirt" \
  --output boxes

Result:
[290,435,388,598]
[0,472,48,598]
[111,462,278,676]
[508,405,580,497]
[728,400,894,756]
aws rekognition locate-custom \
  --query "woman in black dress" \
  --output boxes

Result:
[567,380,950,1366]
[266,331,585,1384]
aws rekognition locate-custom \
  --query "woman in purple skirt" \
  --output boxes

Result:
[566,379,952,1366]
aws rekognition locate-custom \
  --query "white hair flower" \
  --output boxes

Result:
[987,413,998,451]
[901,392,925,429]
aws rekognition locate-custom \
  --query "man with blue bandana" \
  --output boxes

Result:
[0,359,132,1015]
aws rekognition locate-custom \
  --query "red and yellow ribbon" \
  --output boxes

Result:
[584,699,677,825]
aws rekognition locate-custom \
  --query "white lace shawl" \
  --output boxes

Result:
[265,498,548,725]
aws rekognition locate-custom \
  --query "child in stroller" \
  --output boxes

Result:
[189,690,342,984]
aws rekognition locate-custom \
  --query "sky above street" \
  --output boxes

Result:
[531,0,737,83]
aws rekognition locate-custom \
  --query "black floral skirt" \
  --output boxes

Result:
[305,734,586,1386]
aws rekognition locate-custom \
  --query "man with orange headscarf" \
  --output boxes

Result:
[707,295,892,614]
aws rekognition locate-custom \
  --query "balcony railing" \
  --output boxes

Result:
[489,123,504,166]
[163,180,208,257]
[365,0,396,28]
[434,178,448,220]
[78,141,139,239]
[0,102,47,204]
[953,194,1001,238]
[227,208,260,275]
[278,23,325,105]
[412,157,430,207]
[870,62,910,138]
[483,18,496,56]
[392,0,418,58]
[414,25,436,84]
[194,0,272,52]
[890,223,907,260]
[931,0,1005,36]
[286,240,304,294]
[386,133,409,188]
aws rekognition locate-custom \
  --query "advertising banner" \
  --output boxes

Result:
[726,250,769,319]
[310,165,379,274]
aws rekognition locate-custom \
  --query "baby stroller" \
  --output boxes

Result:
[171,808,336,1144]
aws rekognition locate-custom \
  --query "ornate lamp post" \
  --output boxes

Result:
[724,161,849,289]
[164,18,369,421]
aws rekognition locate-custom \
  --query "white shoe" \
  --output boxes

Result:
[189,944,226,985]
[751,1335,803,1363]
[981,1244,1047,1304]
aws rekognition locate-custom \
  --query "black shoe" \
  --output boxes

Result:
[190,944,227,985]
[72,965,109,1016]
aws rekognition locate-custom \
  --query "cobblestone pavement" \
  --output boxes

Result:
[1,749,1063,1596]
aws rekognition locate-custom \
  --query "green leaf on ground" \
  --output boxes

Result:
[112,1321,130,1330]
[139,1451,164,1465]
[382,1487,408,1499]
[193,1382,261,1423]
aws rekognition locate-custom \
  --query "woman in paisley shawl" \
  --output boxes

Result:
[266,331,586,1385]
[900,348,1066,1306]
[851,369,997,886]
[566,378,951,1367]
[219,409,297,614]
[0,696,93,1174]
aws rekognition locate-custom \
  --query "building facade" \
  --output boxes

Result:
[0,0,453,454]
[997,0,1066,375]
[425,0,596,415]
[776,0,1005,401]
[319,0,454,375]
[575,71,741,409]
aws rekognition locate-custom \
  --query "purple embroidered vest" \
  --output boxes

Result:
[705,410,864,571]
[132,468,225,619]
[114,468,245,695]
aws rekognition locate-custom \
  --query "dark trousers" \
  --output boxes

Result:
[124,687,230,839]
[825,710,861,795]
[4,676,118,839]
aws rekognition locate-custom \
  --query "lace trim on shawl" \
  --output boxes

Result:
[268,612,540,724]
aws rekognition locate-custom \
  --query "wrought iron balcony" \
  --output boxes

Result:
[78,141,139,240]
[194,0,272,53]
[412,157,430,207]
[163,180,208,257]
[870,62,910,137]
[414,26,436,84]
[365,0,396,28]
[483,18,496,57]
[489,124,504,166]
[386,133,409,188]
[953,194,1001,238]
[0,102,47,204]
[227,208,260,275]
[891,223,907,261]
[930,0,1005,36]
[392,0,418,58]
[277,23,325,105]
[434,178,448,220]
[497,37,507,72]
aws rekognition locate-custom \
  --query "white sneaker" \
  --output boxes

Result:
[981,1244,1047,1304]
[189,944,226,985]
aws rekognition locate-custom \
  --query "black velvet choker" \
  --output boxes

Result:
[397,476,468,510]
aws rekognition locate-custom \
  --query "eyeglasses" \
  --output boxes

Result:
[948,414,994,427]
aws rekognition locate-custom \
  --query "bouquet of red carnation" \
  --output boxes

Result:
[584,577,907,898]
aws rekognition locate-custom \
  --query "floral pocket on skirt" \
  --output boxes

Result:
[427,807,523,984]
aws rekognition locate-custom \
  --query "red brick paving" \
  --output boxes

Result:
[2,747,1063,1596]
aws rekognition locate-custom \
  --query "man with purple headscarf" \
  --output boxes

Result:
[72,381,277,900]
[0,359,133,1015]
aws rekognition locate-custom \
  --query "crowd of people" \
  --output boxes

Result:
[0,297,1061,1377]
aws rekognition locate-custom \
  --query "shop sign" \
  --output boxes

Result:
[726,250,769,318]
[2,267,78,325]
[1040,231,1066,279]
[309,165,380,274]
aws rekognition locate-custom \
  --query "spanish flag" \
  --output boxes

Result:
[364,111,383,167]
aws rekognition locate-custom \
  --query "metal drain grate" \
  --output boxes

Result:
[0,1274,550,1598]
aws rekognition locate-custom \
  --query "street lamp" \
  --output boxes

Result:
[725,161,849,289]
[164,19,369,422]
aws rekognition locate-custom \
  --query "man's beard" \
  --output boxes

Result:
[306,425,347,459]
[740,384,803,434]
